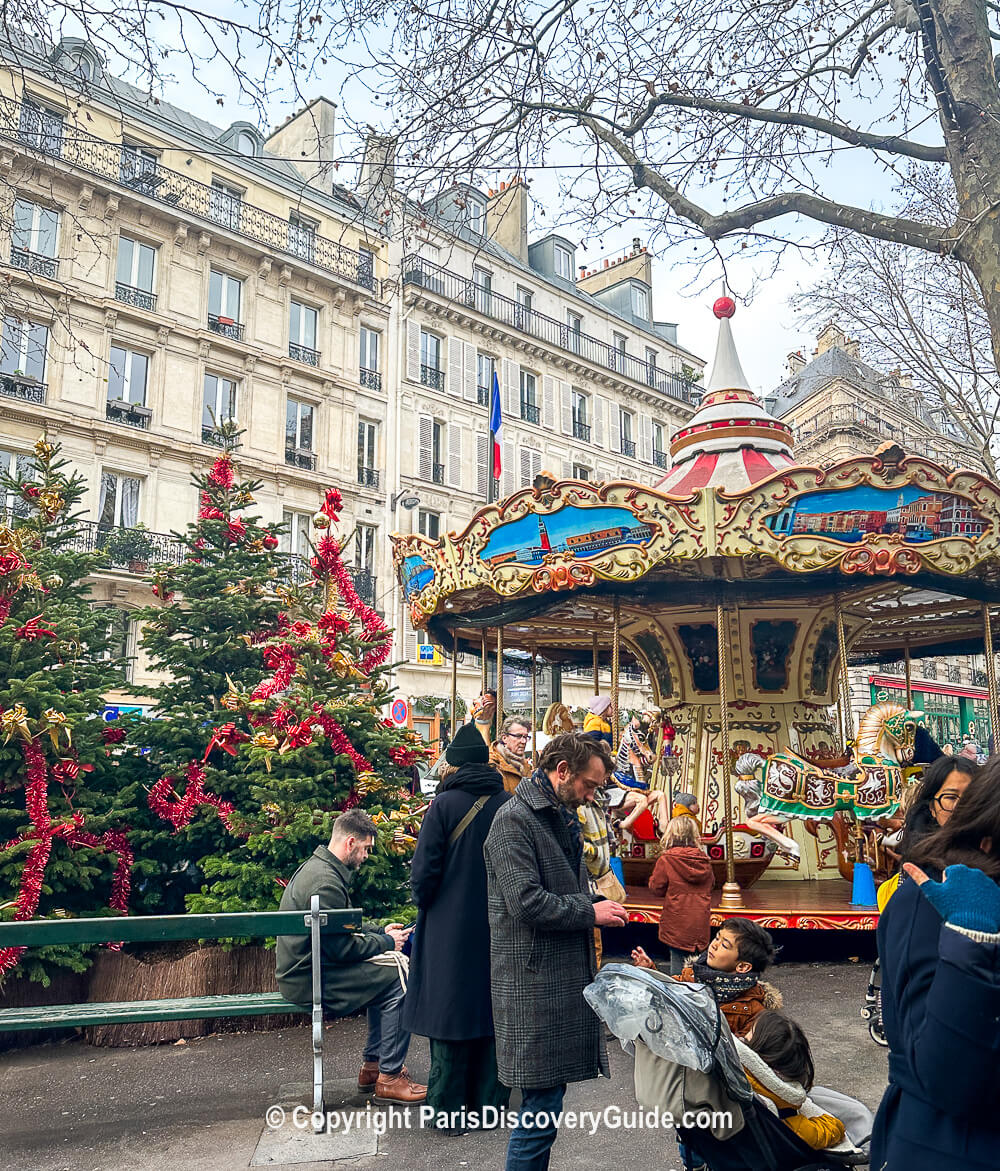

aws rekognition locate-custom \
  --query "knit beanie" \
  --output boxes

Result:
[589,695,612,716]
[446,721,490,766]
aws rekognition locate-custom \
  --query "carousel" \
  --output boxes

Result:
[391,299,1000,930]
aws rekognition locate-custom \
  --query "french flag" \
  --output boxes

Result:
[489,370,502,483]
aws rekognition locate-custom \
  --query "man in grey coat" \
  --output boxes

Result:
[484,733,628,1170]
[276,808,426,1103]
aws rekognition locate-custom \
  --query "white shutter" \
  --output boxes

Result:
[530,449,542,483]
[447,336,462,398]
[639,414,653,463]
[502,439,515,497]
[562,460,573,480]
[609,404,622,453]
[463,342,477,402]
[406,320,420,382]
[419,414,433,480]
[542,375,555,431]
[403,614,419,663]
[520,446,532,488]
[448,422,463,488]
[477,432,490,498]
[502,358,518,418]
[560,382,572,435]
[593,396,605,448]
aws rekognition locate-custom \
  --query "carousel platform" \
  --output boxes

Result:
[623,880,880,931]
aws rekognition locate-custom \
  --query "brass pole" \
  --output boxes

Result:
[983,604,999,749]
[835,596,853,747]
[903,642,913,710]
[496,626,504,731]
[611,599,621,752]
[480,628,488,694]
[717,603,743,909]
[450,630,459,738]
[592,633,600,696]
[530,648,538,766]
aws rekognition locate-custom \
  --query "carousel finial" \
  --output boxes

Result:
[705,296,751,395]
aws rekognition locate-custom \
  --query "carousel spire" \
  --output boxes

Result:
[705,295,752,394]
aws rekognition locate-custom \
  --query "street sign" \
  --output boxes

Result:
[391,698,409,726]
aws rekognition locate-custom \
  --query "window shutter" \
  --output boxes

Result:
[561,460,573,480]
[406,320,420,382]
[609,405,622,453]
[542,375,555,430]
[560,382,572,435]
[448,423,463,489]
[477,432,490,498]
[463,342,477,402]
[502,439,515,497]
[520,446,532,488]
[447,336,462,398]
[419,414,433,480]
[639,414,653,463]
[502,358,518,418]
[593,396,605,448]
[403,614,419,663]
[530,449,542,483]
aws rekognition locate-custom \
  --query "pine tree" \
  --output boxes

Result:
[0,437,133,984]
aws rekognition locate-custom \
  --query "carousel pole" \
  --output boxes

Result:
[982,604,999,750]
[611,599,621,752]
[903,642,913,710]
[716,603,743,910]
[496,626,505,731]
[835,596,853,747]
[592,633,600,696]
[480,629,488,694]
[530,647,538,766]
[450,630,459,738]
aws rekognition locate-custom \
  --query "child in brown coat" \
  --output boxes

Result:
[647,815,714,975]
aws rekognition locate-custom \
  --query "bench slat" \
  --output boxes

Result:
[0,993,309,1031]
[0,908,361,947]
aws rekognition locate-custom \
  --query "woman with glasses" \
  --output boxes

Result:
[897,754,979,859]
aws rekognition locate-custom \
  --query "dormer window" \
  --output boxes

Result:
[50,39,104,85]
[236,131,258,157]
[468,195,486,235]
[631,283,650,320]
[554,244,573,280]
[223,123,263,158]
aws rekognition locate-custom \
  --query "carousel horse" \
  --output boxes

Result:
[738,701,924,825]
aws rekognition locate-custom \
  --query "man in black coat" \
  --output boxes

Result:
[485,733,628,1171]
[403,722,511,1132]
[276,808,426,1103]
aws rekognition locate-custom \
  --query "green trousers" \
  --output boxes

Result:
[427,1036,510,1118]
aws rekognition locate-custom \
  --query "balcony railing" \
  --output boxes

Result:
[403,255,696,403]
[0,374,46,404]
[432,462,445,484]
[360,368,382,392]
[285,447,317,471]
[10,247,58,279]
[115,282,157,311]
[421,364,445,390]
[66,520,188,570]
[621,438,637,458]
[106,399,152,429]
[208,315,244,341]
[289,342,320,366]
[286,554,377,606]
[520,400,540,425]
[0,97,382,299]
[202,425,227,447]
[573,419,591,441]
[795,403,960,462]
[973,669,988,688]
[357,466,381,489]
[653,448,667,469]
[477,384,490,406]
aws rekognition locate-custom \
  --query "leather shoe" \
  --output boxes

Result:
[374,1070,427,1103]
[358,1061,379,1092]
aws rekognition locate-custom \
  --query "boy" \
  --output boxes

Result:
[631,917,780,1037]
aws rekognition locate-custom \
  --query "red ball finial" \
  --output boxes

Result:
[713,296,736,319]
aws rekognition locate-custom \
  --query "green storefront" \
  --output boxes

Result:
[870,677,991,748]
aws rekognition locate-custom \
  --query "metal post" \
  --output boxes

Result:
[717,604,743,909]
[592,633,600,697]
[611,599,621,752]
[983,604,999,749]
[481,628,488,694]
[530,648,538,766]
[451,630,459,738]
[903,642,913,710]
[496,626,504,731]
[835,596,853,747]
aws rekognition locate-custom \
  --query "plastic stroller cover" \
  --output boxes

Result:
[584,963,754,1104]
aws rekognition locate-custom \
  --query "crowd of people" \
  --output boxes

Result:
[275,709,1000,1171]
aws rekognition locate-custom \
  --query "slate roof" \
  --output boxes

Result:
[769,345,888,416]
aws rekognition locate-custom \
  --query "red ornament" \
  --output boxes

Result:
[262,533,279,549]
[207,457,235,490]
[14,615,57,641]
[713,296,736,319]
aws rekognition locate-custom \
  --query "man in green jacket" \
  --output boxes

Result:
[276,808,426,1103]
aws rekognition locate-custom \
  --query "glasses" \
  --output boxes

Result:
[933,792,962,811]
[506,732,529,741]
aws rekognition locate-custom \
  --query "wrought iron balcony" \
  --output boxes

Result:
[289,342,320,366]
[0,374,46,404]
[201,425,230,447]
[653,449,667,469]
[208,314,244,341]
[0,97,382,299]
[403,255,697,403]
[973,669,988,688]
[621,438,637,458]
[421,364,444,390]
[10,247,58,279]
[477,384,490,406]
[285,446,317,471]
[360,368,382,392]
[573,420,591,441]
[357,466,381,489]
[432,462,445,484]
[285,554,377,606]
[66,520,188,571]
[115,282,157,311]
[520,401,541,425]
[106,399,152,429]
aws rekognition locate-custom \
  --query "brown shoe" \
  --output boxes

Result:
[358,1061,379,1092]
[374,1070,427,1103]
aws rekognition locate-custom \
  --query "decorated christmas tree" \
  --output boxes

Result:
[0,438,133,984]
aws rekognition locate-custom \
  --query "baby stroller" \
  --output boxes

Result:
[585,965,871,1171]
[860,959,887,1047]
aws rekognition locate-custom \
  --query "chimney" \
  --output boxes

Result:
[786,350,806,376]
[265,98,337,193]
[356,133,397,213]
[486,176,529,263]
[815,321,847,356]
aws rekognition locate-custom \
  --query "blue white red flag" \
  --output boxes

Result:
[489,371,502,480]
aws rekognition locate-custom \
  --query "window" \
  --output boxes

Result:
[208,270,243,339]
[520,370,539,424]
[208,180,242,230]
[418,510,441,540]
[572,389,590,441]
[288,212,317,262]
[108,346,149,406]
[11,198,59,277]
[357,419,379,488]
[652,421,667,468]
[360,327,381,390]
[572,463,591,481]
[468,196,486,235]
[281,510,312,558]
[473,266,492,313]
[286,397,315,458]
[202,373,238,444]
[420,330,443,389]
[631,284,650,320]
[289,300,319,364]
[235,131,258,157]
[0,315,48,382]
[554,245,573,280]
[620,408,636,457]
[98,471,141,529]
[358,247,375,290]
[18,99,63,155]
[115,236,157,310]
[120,144,159,194]
[477,352,495,406]
[99,607,136,682]
[0,449,36,520]
[432,420,445,484]
[645,347,658,388]
[356,524,377,576]
[567,311,583,354]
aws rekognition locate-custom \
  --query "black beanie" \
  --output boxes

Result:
[446,721,489,766]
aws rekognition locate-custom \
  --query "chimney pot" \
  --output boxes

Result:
[632,236,641,250]
[603,259,609,269]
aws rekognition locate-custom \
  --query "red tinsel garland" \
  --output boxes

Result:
[148,760,241,834]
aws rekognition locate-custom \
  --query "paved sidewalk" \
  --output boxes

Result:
[0,961,885,1171]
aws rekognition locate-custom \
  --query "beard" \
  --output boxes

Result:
[345,845,367,870]
[555,777,582,809]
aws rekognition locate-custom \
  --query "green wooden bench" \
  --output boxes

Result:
[0,897,359,1114]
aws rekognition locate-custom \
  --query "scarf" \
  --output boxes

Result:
[496,743,526,771]
[436,762,505,797]
[528,767,584,865]
[688,951,761,1004]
